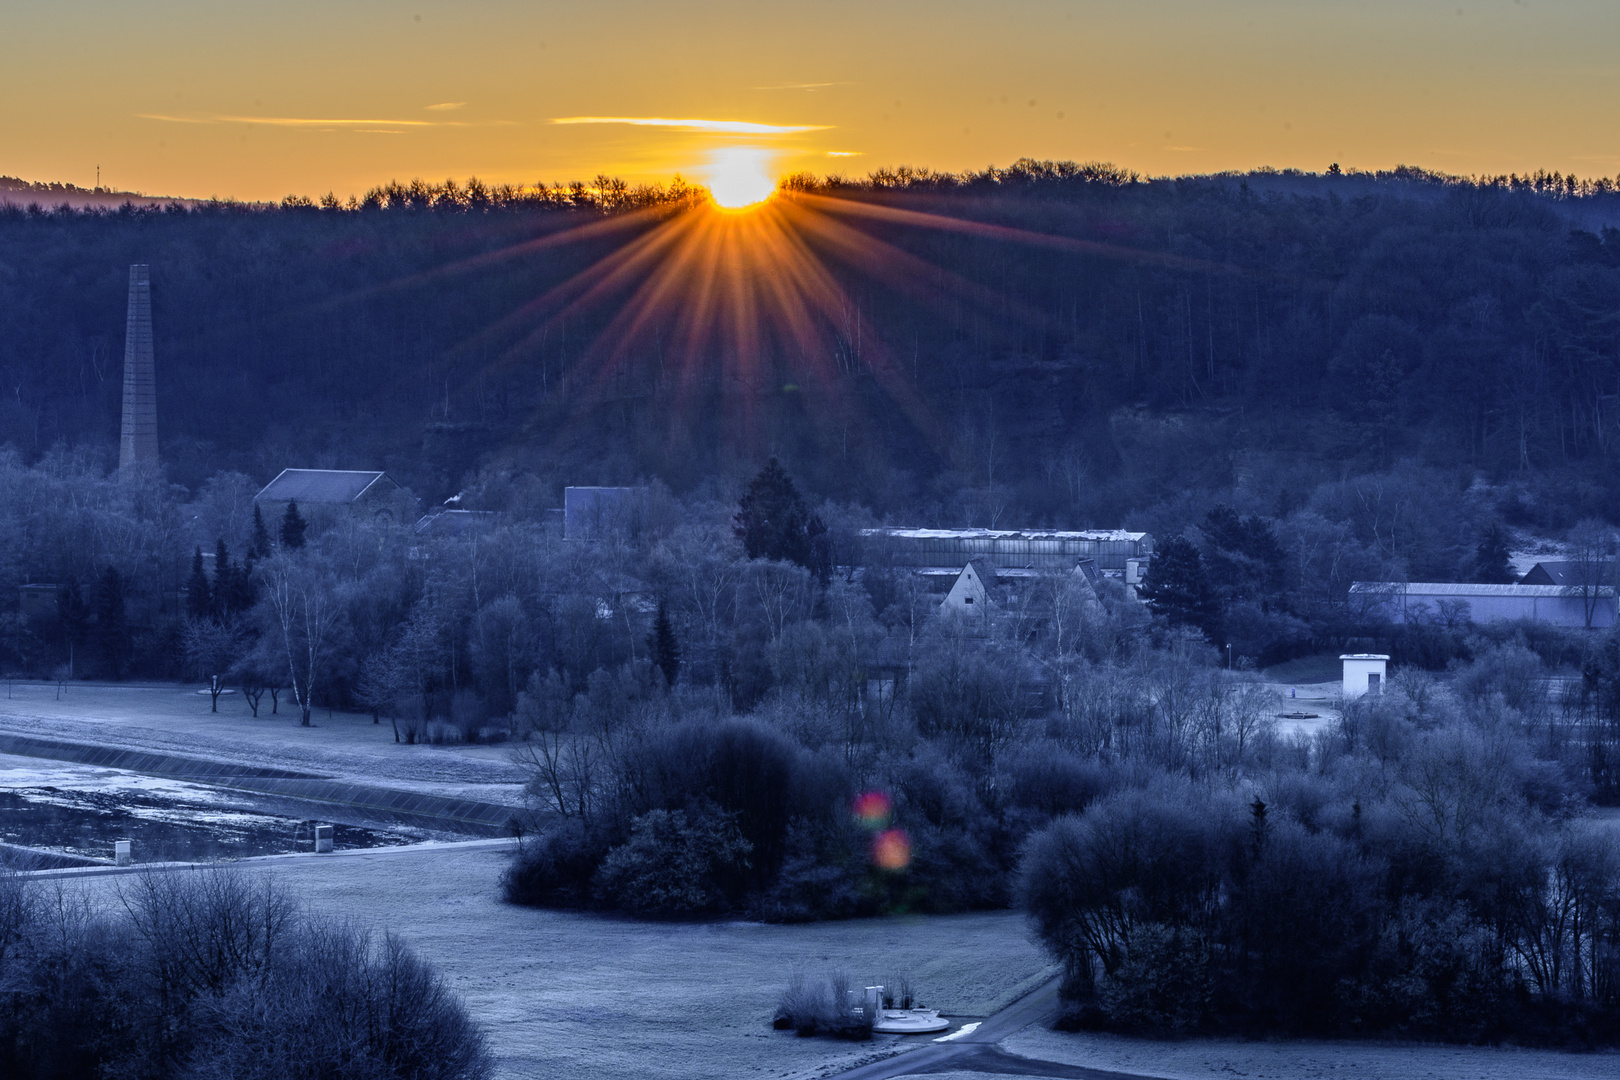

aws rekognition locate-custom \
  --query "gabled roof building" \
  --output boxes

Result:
[255,469,400,506]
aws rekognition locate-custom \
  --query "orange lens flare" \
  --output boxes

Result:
[872,829,911,871]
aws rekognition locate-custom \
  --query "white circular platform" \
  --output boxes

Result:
[871,1008,950,1035]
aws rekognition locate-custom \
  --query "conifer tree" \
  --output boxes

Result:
[280,499,307,550]
[93,567,131,678]
[1138,534,1219,638]
[250,503,274,560]
[1470,522,1516,584]
[213,538,233,617]
[649,602,681,687]
[186,547,212,620]
[733,458,830,580]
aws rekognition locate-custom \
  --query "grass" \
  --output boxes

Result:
[1262,653,1344,684]
[66,843,1055,1080]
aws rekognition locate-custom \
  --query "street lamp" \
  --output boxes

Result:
[1226,643,1232,669]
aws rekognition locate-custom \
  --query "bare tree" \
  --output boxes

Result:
[258,554,345,726]
[181,615,244,712]
[1565,518,1616,629]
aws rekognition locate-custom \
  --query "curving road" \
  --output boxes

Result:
[825,980,1165,1080]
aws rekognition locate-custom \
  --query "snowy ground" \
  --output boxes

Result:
[1257,680,1341,740]
[59,842,1056,1080]
[999,1027,1620,1080]
[0,681,526,804]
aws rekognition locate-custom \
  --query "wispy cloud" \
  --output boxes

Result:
[826,150,863,157]
[753,82,850,92]
[1162,145,1202,152]
[426,102,466,111]
[137,113,509,129]
[550,116,829,135]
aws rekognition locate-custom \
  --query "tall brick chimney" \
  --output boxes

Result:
[118,264,158,474]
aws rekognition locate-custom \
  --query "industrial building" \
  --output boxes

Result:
[1349,581,1617,629]
[858,527,1152,583]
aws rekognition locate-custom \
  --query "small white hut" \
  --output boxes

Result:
[1341,654,1389,699]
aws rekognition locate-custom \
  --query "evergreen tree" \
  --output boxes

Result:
[250,503,274,560]
[733,458,829,580]
[1138,534,1219,637]
[649,602,681,688]
[93,567,131,679]
[1470,521,1516,583]
[186,547,212,620]
[56,580,89,676]
[213,538,233,617]
[280,499,307,550]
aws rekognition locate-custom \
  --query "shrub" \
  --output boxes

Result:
[501,818,612,909]
[594,803,753,915]
[0,870,490,1080]
[771,970,872,1039]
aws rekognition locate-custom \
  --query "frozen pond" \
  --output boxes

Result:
[0,753,418,864]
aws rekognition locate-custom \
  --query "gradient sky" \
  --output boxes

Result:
[3,0,1617,201]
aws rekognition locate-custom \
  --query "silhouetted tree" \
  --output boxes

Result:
[186,547,212,620]
[1139,534,1218,637]
[93,567,131,678]
[56,580,89,676]
[250,503,274,560]
[280,500,307,550]
[734,459,828,580]
[650,602,681,687]
[1470,522,1516,583]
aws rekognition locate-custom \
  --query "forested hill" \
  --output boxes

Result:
[0,162,1617,538]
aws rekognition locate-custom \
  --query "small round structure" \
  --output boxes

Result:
[871,1009,950,1035]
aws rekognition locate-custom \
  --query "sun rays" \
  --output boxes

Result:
[338,181,1254,465]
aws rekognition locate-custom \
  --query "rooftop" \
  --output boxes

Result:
[1350,581,1616,598]
[861,527,1148,542]
[255,469,395,505]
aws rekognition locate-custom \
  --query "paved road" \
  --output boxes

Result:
[825,980,1165,1080]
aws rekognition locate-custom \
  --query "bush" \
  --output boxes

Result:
[771,970,872,1039]
[501,818,612,909]
[594,803,754,915]
[0,870,490,1080]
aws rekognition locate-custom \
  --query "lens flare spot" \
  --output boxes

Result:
[706,146,777,209]
[852,791,893,830]
[872,828,911,871]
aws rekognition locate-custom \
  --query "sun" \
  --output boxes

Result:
[706,146,777,210]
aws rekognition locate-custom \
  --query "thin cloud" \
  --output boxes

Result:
[426,102,467,111]
[137,113,510,128]
[1162,145,1202,152]
[826,151,863,157]
[753,82,851,91]
[550,116,829,135]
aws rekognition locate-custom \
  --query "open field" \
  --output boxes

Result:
[1000,1027,1620,1080]
[0,681,526,804]
[58,843,1056,1080]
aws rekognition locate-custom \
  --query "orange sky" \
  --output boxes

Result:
[3,1,1617,201]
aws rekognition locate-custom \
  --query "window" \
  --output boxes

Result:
[1368,672,1381,694]
[963,596,974,604]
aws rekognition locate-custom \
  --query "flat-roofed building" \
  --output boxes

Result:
[1350,581,1616,629]
[859,527,1152,579]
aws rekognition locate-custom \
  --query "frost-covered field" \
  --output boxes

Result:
[67,843,1055,1080]
[1000,1026,1620,1080]
[0,681,526,803]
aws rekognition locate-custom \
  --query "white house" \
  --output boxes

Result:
[1342,654,1389,699]
[940,559,996,616]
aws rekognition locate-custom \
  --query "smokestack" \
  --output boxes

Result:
[119,264,158,474]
